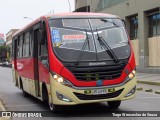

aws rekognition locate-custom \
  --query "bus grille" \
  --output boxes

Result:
[66,63,126,81]
[73,89,124,100]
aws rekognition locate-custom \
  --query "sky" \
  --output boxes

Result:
[0,0,75,35]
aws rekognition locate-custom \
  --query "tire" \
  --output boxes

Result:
[48,103,61,112]
[107,101,121,109]
[42,85,61,112]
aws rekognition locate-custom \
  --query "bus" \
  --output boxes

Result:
[12,12,137,112]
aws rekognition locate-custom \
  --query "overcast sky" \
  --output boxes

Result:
[0,0,75,35]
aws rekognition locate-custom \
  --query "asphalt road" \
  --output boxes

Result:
[0,67,160,120]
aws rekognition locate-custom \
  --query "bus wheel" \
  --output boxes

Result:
[49,103,56,111]
[48,102,61,112]
[107,101,121,109]
[42,85,60,112]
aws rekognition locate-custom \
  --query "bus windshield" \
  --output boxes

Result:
[49,18,130,62]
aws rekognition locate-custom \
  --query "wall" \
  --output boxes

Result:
[131,40,139,66]
[149,36,160,67]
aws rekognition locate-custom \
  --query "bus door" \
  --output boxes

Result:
[33,25,41,97]
[33,22,49,97]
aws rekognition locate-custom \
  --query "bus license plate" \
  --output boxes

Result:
[92,89,106,95]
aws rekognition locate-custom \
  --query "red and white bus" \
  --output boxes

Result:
[12,12,137,112]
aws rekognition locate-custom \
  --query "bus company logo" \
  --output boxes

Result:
[96,80,103,86]
[17,63,23,70]
[89,62,106,66]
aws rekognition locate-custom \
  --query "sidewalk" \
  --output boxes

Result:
[137,72,160,86]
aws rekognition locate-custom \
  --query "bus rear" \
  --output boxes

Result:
[47,13,137,111]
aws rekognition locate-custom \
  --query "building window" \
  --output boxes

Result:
[96,0,128,11]
[129,16,138,40]
[148,13,160,37]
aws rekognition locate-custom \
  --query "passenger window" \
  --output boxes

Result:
[29,31,33,56]
[19,35,23,57]
[23,32,30,57]
[17,38,20,57]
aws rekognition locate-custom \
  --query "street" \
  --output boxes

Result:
[0,67,160,120]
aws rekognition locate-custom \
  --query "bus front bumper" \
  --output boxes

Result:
[50,77,137,105]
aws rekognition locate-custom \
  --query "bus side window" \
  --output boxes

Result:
[13,39,17,59]
[19,35,23,57]
[17,37,20,57]
[29,30,33,57]
[23,32,30,57]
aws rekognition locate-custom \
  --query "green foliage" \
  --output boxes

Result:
[0,45,10,61]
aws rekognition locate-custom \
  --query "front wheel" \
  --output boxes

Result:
[49,103,61,112]
[107,101,121,109]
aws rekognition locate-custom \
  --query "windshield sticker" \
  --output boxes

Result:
[63,35,86,40]
[62,35,86,43]
[51,30,61,43]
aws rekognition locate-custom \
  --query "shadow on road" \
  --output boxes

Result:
[24,93,121,117]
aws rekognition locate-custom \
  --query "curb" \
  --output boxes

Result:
[0,99,6,111]
[0,99,10,120]
[137,80,160,86]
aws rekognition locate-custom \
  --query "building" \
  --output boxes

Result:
[6,29,19,48]
[0,33,5,46]
[6,29,19,60]
[75,0,160,73]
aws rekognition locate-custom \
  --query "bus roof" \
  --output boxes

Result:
[46,12,119,19]
[13,12,119,37]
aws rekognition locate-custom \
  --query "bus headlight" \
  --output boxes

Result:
[125,69,136,83]
[52,72,73,88]
[53,74,64,83]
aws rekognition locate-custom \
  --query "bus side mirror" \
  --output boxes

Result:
[39,21,46,45]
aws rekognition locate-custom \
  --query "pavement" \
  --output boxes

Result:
[137,72,160,86]
[135,72,160,94]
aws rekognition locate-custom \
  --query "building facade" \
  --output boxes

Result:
[6,29,19,60]
[0,33,5,46]
[75,0,160,73]
[6,29,19,48]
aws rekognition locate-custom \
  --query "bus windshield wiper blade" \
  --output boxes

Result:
[96,29,119,63]
[101,19,119,27]
[76,29,90,64]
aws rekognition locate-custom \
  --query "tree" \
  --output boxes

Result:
[0,45,10,62]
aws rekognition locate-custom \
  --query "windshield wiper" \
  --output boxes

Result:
[101,19,119,27]
[96,28,119,63]
[76,29,90,64]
